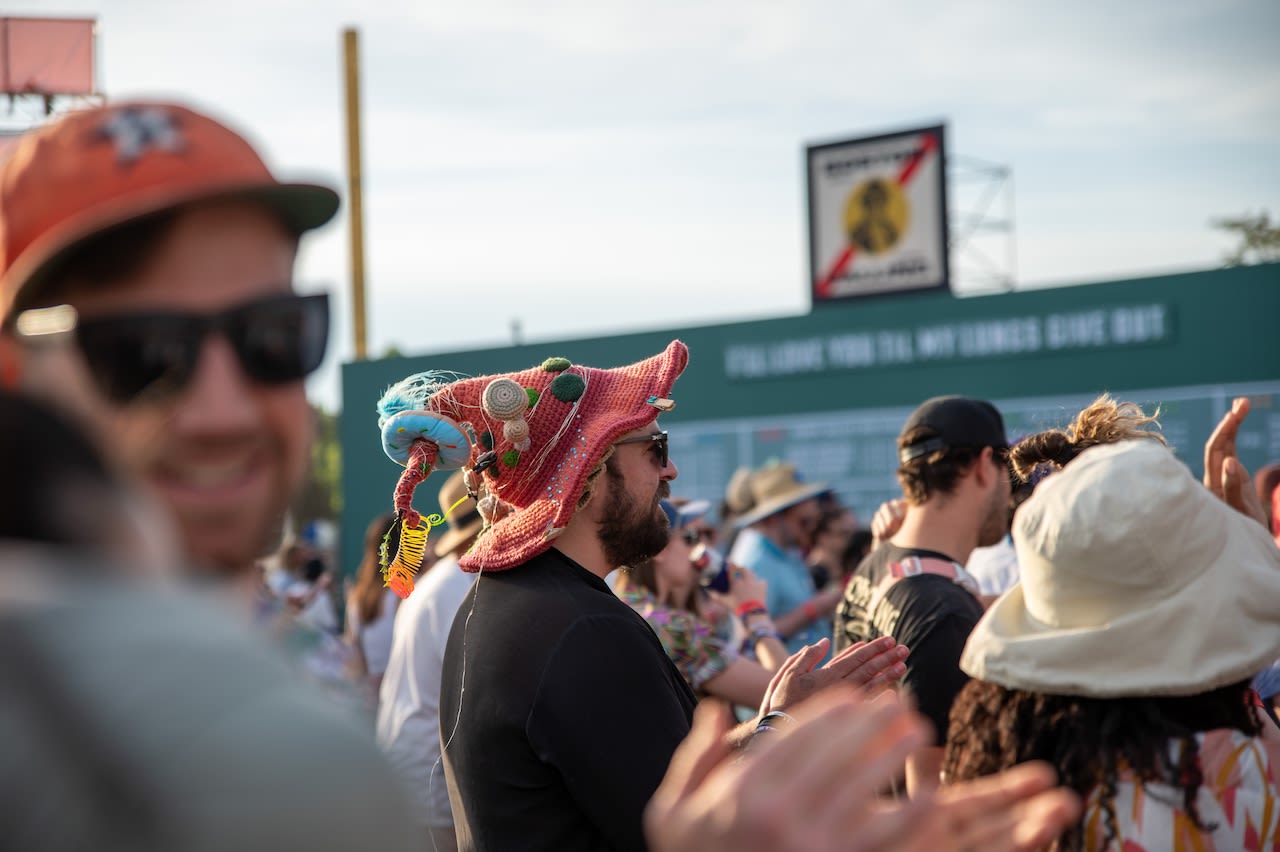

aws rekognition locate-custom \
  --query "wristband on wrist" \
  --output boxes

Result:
[748,623,783,645]
[735,599,767,619]
[754,709,797,735]
[802,600,819,622]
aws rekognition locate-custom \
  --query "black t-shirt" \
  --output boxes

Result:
[834,543,984,745]
[440,547,697,852]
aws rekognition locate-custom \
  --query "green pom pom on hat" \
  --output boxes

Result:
[541,356,572,373]
[549,373,586,402]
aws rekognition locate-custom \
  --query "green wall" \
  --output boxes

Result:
[339,263,1280,575]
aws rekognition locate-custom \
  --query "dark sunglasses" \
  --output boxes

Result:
[31,292,329,404]
[614,430,669,468]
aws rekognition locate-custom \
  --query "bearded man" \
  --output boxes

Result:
[373,344,905,852]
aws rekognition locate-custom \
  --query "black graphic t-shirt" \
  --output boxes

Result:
[834,543,984,744]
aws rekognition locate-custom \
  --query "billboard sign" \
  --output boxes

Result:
[807,124,949,304]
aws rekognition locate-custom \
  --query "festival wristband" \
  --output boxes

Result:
[754,710,797,735]
[735,599,767,619]
[748,624,783,645]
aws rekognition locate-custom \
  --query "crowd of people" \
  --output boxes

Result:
[3,98,1279,852]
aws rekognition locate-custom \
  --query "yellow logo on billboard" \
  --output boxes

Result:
[843,178,910,256]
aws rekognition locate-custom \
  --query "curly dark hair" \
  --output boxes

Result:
[943,678,1262,850]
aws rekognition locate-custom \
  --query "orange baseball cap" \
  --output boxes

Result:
[0,101,340,320]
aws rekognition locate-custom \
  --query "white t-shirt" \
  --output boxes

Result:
[965,534,1020,596]
[375,554,476,829]
[349,587,400,677]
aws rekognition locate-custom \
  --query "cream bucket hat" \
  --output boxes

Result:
[961,439,1280,698]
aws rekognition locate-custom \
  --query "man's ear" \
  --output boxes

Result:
[971,446,997,489]
[0,333,24,389]
[577,458,613,525]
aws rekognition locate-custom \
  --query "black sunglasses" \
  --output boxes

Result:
[33,292,329,404]
[614,430,669,468]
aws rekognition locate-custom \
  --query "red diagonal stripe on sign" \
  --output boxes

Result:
[814,131,938,300]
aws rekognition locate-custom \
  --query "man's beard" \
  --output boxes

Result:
[598,463,671,569]
[976,485,1010,549]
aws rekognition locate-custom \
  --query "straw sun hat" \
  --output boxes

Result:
[733,462,830,529]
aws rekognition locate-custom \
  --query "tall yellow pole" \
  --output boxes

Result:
[342,28,368,360]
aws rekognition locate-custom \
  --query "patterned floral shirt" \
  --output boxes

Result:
[1084,727,1280,851]
[617,585,737,693]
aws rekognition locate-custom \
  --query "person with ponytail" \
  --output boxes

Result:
[1010,394,1167,487]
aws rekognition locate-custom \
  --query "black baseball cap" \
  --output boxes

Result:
[898,396,1008,464]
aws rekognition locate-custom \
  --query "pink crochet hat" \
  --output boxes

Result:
[376,340,688,588]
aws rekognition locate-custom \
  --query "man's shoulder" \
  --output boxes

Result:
[855,543,955,575]
[524,605,666,676]
[840,544,981,639]
[528,610,697,722]
[870,544,981,614]
[884,572,983,615]
[445,556,639,672]
[731,528,794,571]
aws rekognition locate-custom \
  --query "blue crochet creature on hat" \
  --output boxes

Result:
[374,371,475,598]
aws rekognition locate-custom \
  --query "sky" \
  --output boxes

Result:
[16,0,1280,410]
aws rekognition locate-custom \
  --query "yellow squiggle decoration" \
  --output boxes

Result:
[383,495,472,599]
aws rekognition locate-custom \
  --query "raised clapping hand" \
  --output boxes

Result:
[645,688,1081,852]
[926,763,1082,852]
[758,636,909,716]
[1203,396,1269,528]
[871,497,907,546]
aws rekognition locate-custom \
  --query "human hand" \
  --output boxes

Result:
[922,762,1081,852]
[871,498,907,545]
[715,564,768,611]
[1204,397,1269,528]
[645,689,930,852]
[759,636,909,717]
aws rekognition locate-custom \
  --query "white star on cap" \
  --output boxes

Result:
[95,107,184,165]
